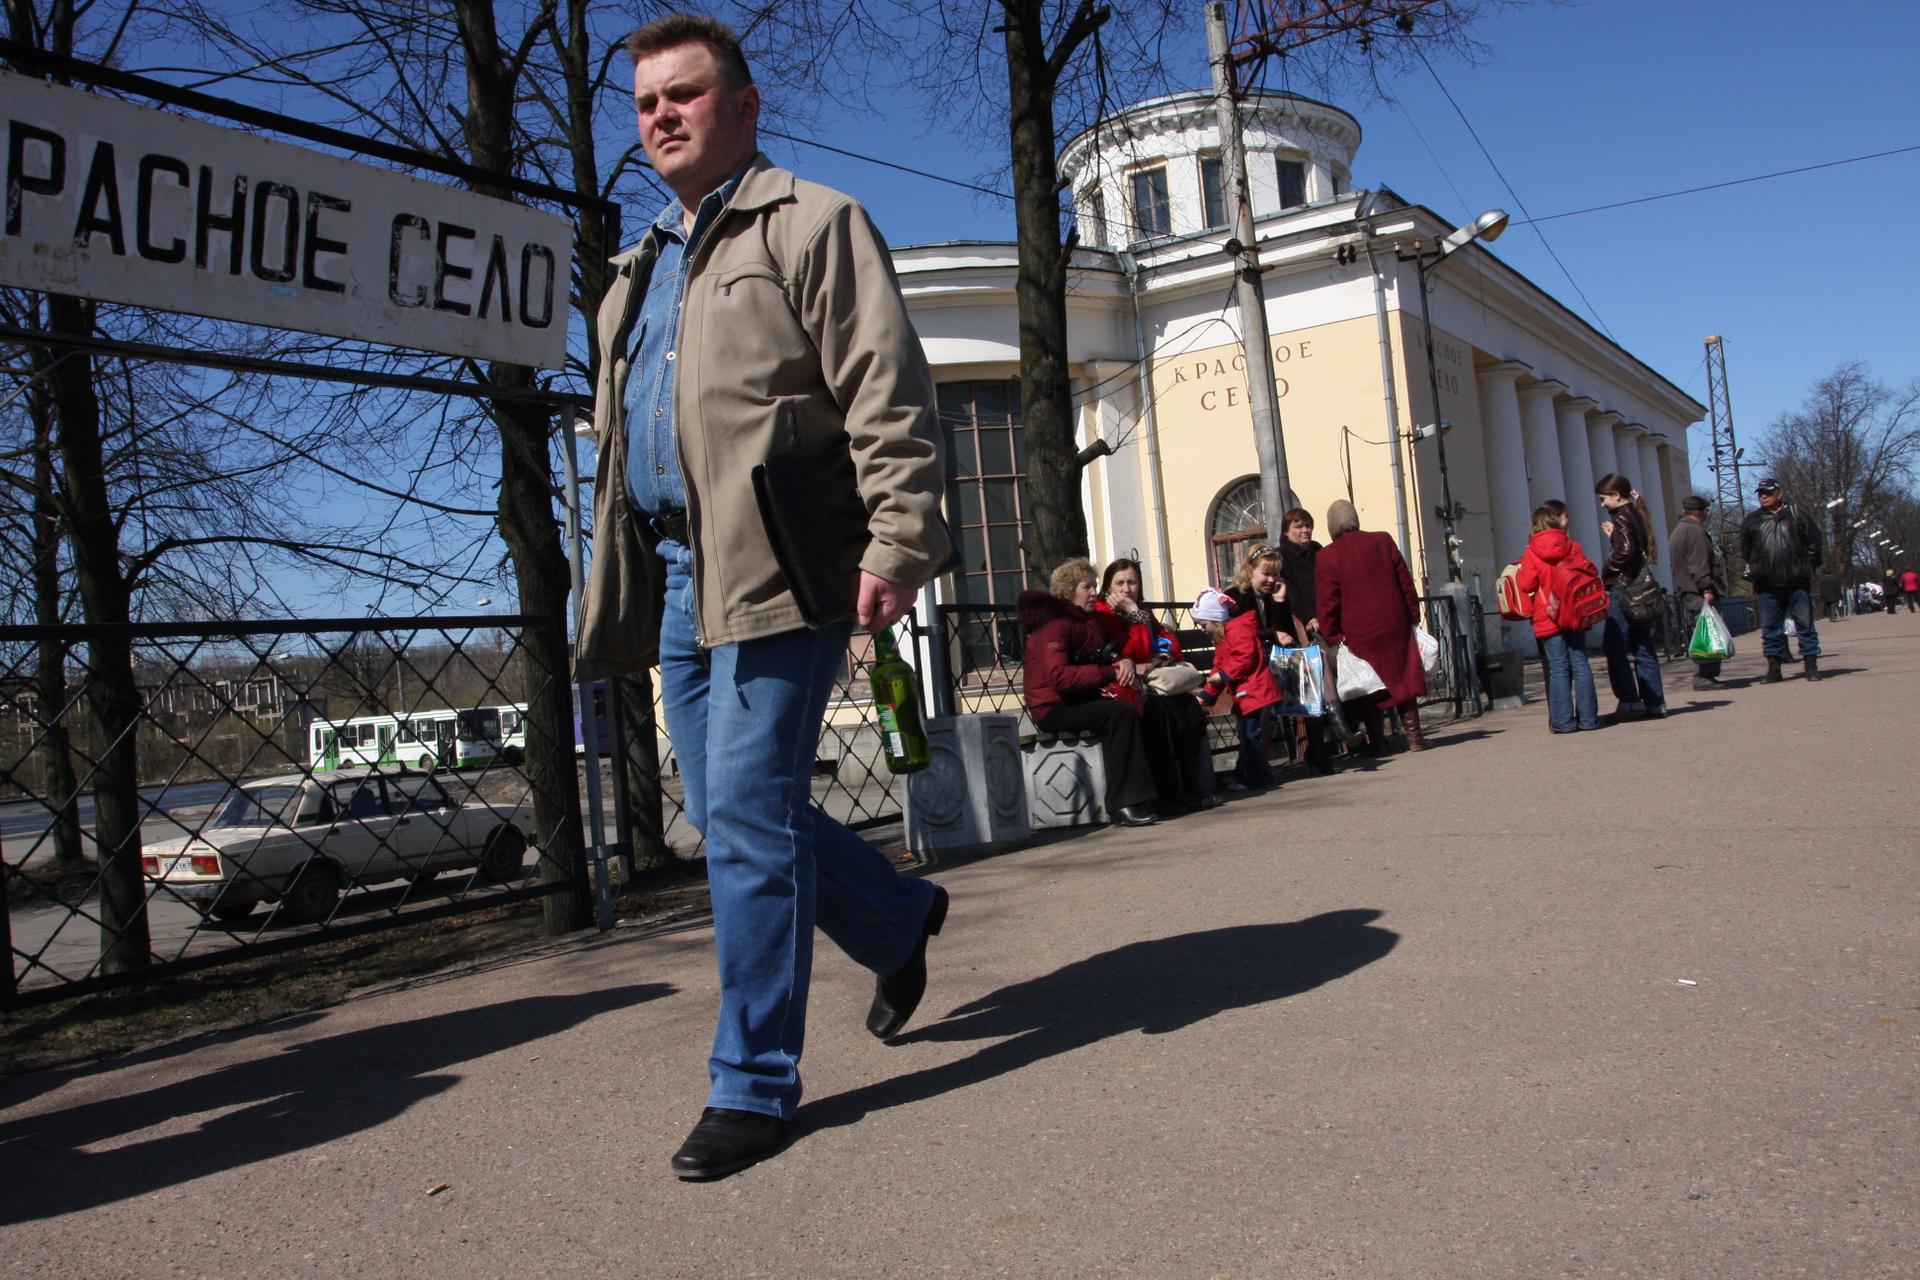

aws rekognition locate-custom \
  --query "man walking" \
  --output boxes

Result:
[576,15,951,1180]
[1902,565,1920,613]
[1739,477,1825,683]
[1668,495,1725,690]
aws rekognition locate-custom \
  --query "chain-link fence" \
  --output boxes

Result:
[1,616,588,1009]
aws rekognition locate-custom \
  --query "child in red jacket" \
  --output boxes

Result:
[1195,587,1283,789]
[1515,501,1602,733]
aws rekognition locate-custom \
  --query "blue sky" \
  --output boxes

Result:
[757,0,1920,497]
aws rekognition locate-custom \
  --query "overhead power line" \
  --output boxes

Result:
[1414,47,1614,340]
[1513,142,1920,227]
[760,127,1012,203]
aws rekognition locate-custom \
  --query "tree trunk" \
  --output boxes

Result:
[48,290,151,973]
[456,0,590,933]
[28,370,85,871]
[1002,3,1089,579]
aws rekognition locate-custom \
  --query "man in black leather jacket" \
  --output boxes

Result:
[1739,477,1825,683]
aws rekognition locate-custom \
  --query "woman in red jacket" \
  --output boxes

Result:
[1092,558,1217,809]
[1017,559,1160,827]
[1195,587,1284,790]
[1515,501,1601,733]
[1315,500,1429,751]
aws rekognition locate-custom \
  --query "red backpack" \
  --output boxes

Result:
[1541,548,1609,631]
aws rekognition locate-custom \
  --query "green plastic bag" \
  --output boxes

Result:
[1688,602,1734,662]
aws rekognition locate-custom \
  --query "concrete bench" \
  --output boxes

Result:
[1020,728,1109,829]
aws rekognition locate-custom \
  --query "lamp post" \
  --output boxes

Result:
[1401,209,1509,582]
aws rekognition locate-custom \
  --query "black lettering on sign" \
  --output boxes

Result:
[476,233,511,320]
[71,140,125,254]
[302,191,349,293]
[136,153,188,263]
[433,221,474,315]
[519,244,555,328]
[6,121,65,237]
[196,167,246,275]
[249,181,298,283]
[390,213,429,306]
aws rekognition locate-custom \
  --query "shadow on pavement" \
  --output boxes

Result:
[0,983,673,1223]
[1663,699,1732,715]
[801,909,1397,1134]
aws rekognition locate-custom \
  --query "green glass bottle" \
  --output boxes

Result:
[868,626,931,774]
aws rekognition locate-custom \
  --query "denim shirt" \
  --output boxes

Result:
[623,169,745,518]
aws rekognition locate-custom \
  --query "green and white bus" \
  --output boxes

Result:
[310,707,507,771]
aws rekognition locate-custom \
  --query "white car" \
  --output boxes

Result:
[141,769,534,924]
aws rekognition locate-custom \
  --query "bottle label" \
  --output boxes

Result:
[877,705,904,759]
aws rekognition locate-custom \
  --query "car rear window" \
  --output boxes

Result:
[209,784,303,830]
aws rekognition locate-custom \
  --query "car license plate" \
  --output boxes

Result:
[164,856,191,876]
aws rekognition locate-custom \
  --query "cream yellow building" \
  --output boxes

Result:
[895,89,1704,658]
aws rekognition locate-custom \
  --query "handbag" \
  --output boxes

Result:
[1620,567,1666,625]
[1145,661,1206,696]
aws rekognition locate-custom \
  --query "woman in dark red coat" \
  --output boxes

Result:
[1314,500,1430,750]
[1017,559,1161,827]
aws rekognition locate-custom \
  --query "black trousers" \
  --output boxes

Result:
[1036,699,1158,813]
[1142,691,1214,802]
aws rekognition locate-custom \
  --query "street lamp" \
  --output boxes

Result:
[1401,208,1510,581]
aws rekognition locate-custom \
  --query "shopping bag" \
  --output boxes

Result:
[1330,643,1386,700]
[1414,627,1442,675]
[1271,645,1326,718]
[1687,602,1735,662]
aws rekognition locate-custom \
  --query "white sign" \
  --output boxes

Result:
[0,72,573,368]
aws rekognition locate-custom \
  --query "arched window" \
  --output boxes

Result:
[1208,476,1267,586]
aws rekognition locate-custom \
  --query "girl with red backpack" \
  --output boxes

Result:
[1516,500,1605,733]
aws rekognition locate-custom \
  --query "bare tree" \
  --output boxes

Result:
[1761,362,1920,581]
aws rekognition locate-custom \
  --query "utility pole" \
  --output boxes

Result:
[1206,1,1291,537]
[1205,0,1445,540]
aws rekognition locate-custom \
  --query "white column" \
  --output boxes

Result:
[1636,433,1674,588]
[1587,409,1623,490]
[1476,361,1534,567]
[1556,395,1603,565]
[1518,379,1567,507]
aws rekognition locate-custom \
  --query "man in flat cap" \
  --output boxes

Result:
[1669,495,1725,689]
[1740,477,1825,682]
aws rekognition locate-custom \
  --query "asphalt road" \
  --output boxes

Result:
[2,613,1915,1278]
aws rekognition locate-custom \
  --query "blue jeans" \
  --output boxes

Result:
[1756,585,1821,658]
[1234,707,1277,787]
[1540,629,1599,732]
[1602,584,1665,709]
[657,540,938,1120]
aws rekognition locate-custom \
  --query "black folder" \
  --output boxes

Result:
[752,434,870,627]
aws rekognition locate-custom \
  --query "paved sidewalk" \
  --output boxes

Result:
[3,615,1916,1278]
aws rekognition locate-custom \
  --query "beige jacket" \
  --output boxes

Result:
[575,156,949,678]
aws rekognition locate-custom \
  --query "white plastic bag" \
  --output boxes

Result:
[1688,602,1734,662]
[1414,627,1442,675]
[1331,643,1385,700]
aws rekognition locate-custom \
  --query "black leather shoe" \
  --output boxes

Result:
[670,1107,788,1180]
[867,885,948,1039]
[1111,804,1159,827]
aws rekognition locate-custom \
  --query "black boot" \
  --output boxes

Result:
[1764,657,1783,684]
[1803,655,1822,682]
